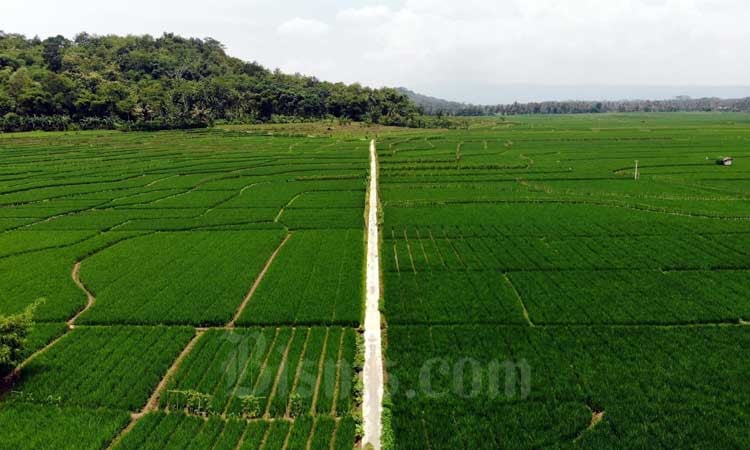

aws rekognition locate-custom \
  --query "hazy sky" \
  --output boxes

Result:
[2,0,750,103]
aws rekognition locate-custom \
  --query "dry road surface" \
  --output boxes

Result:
[363,139,383,449]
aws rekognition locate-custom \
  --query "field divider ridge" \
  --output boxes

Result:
[228,232,292,328]
[67,261,95,329]
[503,273,535,327]
[106,328,205,449]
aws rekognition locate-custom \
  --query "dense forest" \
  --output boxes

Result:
[0,32,422,132]
[398,88,750,116]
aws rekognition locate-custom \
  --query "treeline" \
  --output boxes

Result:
[0,32,422,132]
[398,88,750,116]
[485,97,750,115]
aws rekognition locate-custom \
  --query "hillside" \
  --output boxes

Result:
[396,87,483,116]
[0,32,420,131]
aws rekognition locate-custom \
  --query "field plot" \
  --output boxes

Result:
[78,230,286,325]
[388,325,750,449]
[10,326,194,410]
[0,131,367,322]
[0,129,368,450]
[159,327,357,418]
[0,230,146,320]
[114,412,357,450]
[379,114,750,448]
[0,402,129,450]
[237,230,364,326]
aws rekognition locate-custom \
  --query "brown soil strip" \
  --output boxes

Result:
[392,243,400,273]
[252,328,282,393]
[228,233,292,328]
[232,422,252,450]
[503,274,535,327]
[401,229,417,274]
[145,174,178,187]
[275,194,302,223]
[441,229,467,269]
[390,228,400,273]
[328,418,341,450]
[329,330,346,416]
[573,408,606,443]
[305,418,318,450]
[281,420,294,450]
[67,262,95,329]
[264,328,297,418]
[427,228,447,268]
[221,328,279,418]
[144,329,205,414]
[0,331,70,394]
[590,410,605,429]
[257,423,274,450]
[309,328,330,414]
[286,328,312,418]
[414,228,431,267]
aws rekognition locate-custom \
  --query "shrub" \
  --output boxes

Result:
[0,305,35,378]
[239,394,263,419]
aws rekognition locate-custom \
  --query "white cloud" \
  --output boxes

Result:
[336,6,392,22]
[277,17,329,36]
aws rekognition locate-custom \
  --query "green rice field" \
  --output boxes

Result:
[1,113,750,449]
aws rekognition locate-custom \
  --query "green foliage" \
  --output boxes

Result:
[381,393,395,450]
[0,32,421,131]
[238,394,262,419]
[288,392,304,417]
[183,390,214,416]
[0,303,34,377]
[335,416,358,450]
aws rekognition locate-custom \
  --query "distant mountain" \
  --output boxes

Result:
[396,88,487,116]
[398,87,750,116]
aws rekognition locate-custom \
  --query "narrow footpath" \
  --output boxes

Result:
[363,139,384,449]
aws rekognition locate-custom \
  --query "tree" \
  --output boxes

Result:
[0,306,34,378]
[0,32,423,131]
[42,35,69,72]
[6,67,33,104]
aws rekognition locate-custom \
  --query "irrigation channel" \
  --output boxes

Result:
[363,139,384,449]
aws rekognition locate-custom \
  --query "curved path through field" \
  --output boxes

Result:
[68,261,95,329]
[363,139,384,449]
